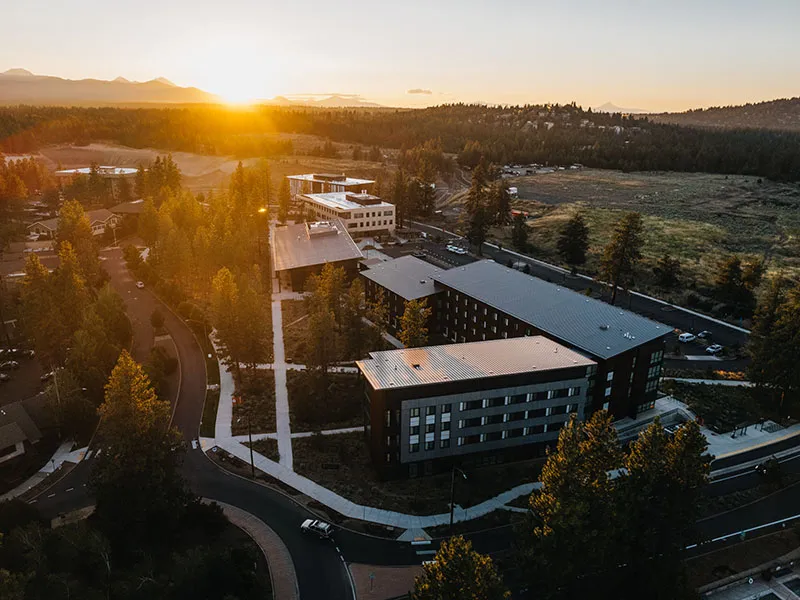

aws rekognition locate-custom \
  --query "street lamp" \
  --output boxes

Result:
[449,466,467,531]
[234,396,256,479]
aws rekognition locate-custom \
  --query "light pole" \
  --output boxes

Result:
[449,466,467,531]
[234,396,256,478]
[110,222,117,248]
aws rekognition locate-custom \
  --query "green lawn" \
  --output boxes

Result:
[246,438,280,463]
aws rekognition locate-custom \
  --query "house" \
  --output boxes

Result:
[357,336,595,478]
[300,192,396,237]
[0,402,42,465]
[272,220,363,291]
[287,173,375,198]
[360,255,443,337]
[27,208,120,239]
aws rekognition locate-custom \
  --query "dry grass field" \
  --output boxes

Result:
[444,169,800,298]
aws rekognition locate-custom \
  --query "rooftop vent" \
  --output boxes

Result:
[412,364,422,370]
[420,280,426,284]
[599,324,609,331]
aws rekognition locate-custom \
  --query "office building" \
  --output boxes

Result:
[287,173,375,198]
[301,192,395,237]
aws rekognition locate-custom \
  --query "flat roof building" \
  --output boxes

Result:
[287,173,375,198]
[357,337,596,478]
[431,260,669,419]
[301,192,395,237]
[272,219,363,291]
[55,166,138,179]
[360,255,443,336]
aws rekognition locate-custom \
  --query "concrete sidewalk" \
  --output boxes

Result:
[232,425,364,442]
[0,440,84,501]
[271,284,294,470]
[214,500,299,600]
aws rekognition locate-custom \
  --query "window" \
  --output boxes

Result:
[441,404,451,414]
[484,414,504,425]
[526,424,545,435]
[385,453,391,463]
[385,410,391,427]
[551,405,567,415]
[604,386,612,397]
[425,423,435,434]
[650,350,663,364]
[386,436,391,446]
[410,408,420,418]
[550,421,564,432]
[508,411,526,422]
[463,417,481,428]
[587,365,597,377]
[533,391,548,401]
[426,406,436,416]
[510,394,527,404]
[647,365,661,379]
[440,439,450,449]
[410,443,419,453]
[554,388,569,399]
[486,431,503,442]
[504,318,509,326]
[441,421,450,431]
[569,387,581,397]
[410,425,420,435]
[645,379,659,393]
[606,371,615,382]
[527,408,546,419]
[602,402,610,411]
[425,441,435,451]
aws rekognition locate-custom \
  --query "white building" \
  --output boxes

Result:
[287,173,375,198]
[300,192,395,237]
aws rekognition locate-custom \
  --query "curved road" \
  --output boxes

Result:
[29,247,800,598]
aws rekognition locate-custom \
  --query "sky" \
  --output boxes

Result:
[3,0,799,110]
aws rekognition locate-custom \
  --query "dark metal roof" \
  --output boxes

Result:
[0,402,42,444]
[272,219,363,272]
[357,336,595,390]
[359,256,443,301]
[433,260,669,359]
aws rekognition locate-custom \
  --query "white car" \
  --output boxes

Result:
[678,333,696,343]
[300,519,332,539]
[445,244,458,253]
[136,281,145,289]
[706,344,724,355]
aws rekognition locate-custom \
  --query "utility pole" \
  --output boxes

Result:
[247,410,255,479]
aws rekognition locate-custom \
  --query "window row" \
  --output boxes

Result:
[458,390,579,412]
[346,219,393,229]
[457,404,577,427]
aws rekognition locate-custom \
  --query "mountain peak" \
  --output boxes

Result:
[152,77,176,87]
[2,68,35,77]
[593,102,647,114]
[113,76,131,84]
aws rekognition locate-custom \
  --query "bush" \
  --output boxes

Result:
[150,309,165,330]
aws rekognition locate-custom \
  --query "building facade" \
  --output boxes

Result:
[357,337,595,479]
[27,208,121,239]
[287,173,375,198]
[360,256,442,337]
[301,192,395,237]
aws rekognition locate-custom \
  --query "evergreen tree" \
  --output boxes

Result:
[556,212,590,268]
[211,267,242,375]
[392,169,408,228]
[511,213,528,251]
[138,196,160,248]
[653,253,681,289]
[278,178,291,224]
[341,278,367,359]
[413,536,509,600]
[489,180,511,225]
[600,212,644,304]
[398,299,432,348]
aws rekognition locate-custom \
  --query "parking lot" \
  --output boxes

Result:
[0,349,46,405]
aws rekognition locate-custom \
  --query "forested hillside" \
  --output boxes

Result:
[651,97,800,132]
[2,103,800,181]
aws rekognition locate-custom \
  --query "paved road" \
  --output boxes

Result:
[405,221,751,351]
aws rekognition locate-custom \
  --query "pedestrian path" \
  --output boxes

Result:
[213,500,299,600]
[271,288,294,470]
[0,440,84,501]
[664,377,754,387]
[232,425,364,442]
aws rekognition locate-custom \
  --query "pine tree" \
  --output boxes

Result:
[490,180,511,225]
[398,299,432,348]
[511,213,528,251]
[138,196,160,248]
[413,536,509,600]
[392,169,408,228]
[278,178,291,224]
[600,212,644,304]
[556,212,590,268]
[653,253,681,289]
[211,267,242,374]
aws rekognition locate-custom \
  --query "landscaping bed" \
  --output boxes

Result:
[662,381,762,433]
[232,370,276,436]
[427,509,523,539]
[282,300,309,364]
[293,432,544,516]
[246,438,280,463]
[287,370,364,432]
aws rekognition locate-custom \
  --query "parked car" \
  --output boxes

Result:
[706,344,724,355]
[0,373,10,383]
[136,281,145,289]
[411,251,426,259]
[0,361,19,371]
[40,371,54,382]
[697,330,712,339]
[445,244,458,253]
[678,333,696,343]
[300,519,333,539]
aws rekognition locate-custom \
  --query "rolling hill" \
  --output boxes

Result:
[0,69,220,105]
[650,97,800,132]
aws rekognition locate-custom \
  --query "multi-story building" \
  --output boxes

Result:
[357,336,595,478]
[360,256,442,337]
[272,219,363,291]
[432,260,669,419]
[55,166,138,199]
[300,192,395,237]
[287,173,375,198]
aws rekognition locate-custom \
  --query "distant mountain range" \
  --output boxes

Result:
[0,68,219,105]
[649,97,800,132]
[593,102,648,114]
[0,69,384,108]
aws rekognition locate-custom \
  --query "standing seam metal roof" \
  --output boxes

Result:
[272,219,363,272]
[432,260,669,359]
[360,256,443,300]
[357,336,595,390]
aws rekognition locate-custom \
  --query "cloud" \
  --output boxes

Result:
[407,88,433,95]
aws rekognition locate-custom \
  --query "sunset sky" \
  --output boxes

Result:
[3,0,799,110]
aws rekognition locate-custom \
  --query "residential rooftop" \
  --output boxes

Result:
[55,166,138,177]
[28,208,117,232]
[360,255,443,301]
[357,336,595,391]
[272,219,363,272]
[433,260,669,359]
[302,192,392,211]
[110,199,145,214]
[286,173,375,186]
